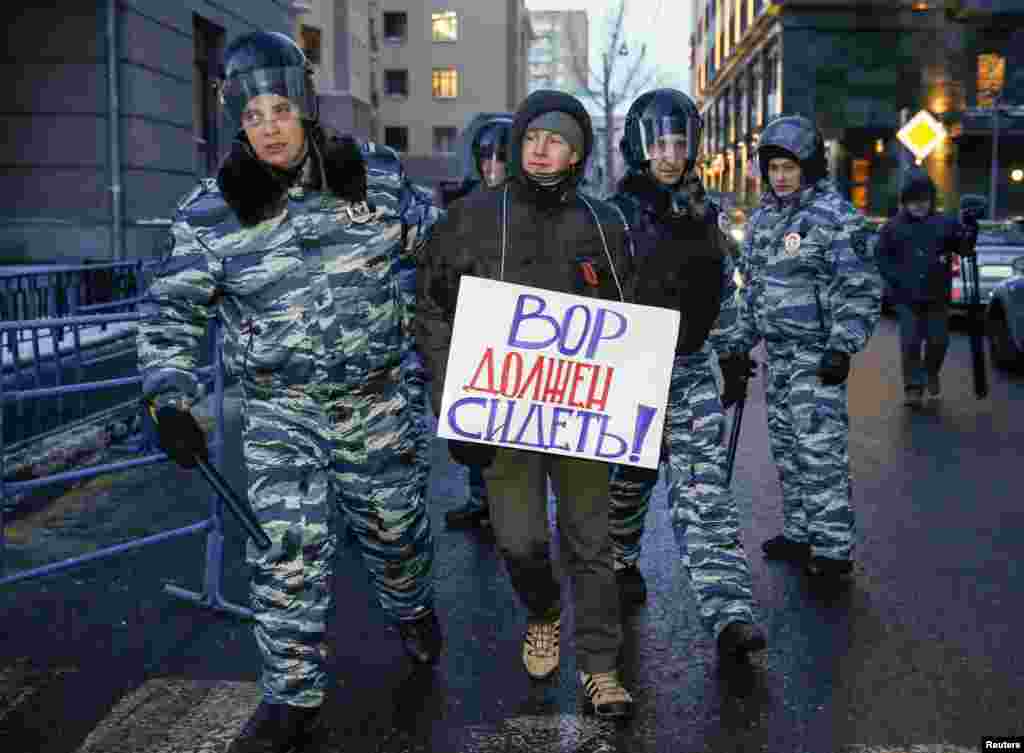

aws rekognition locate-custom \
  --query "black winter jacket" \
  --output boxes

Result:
[414,91,633,416]
[876,168,977,305]
[876,212,976,304]
[609,170,733,355]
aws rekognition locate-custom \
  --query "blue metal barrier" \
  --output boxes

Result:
[2,264,166,445]
[0,313,252,620]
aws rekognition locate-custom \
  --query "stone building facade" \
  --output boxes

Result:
[4,1,294,264]
[692,0,1024,218]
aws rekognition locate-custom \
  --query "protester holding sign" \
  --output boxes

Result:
[606,89,767,660]
[725,114,882,582]
[415,90,637,719]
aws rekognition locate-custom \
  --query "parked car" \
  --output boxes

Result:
[986,253,1024,371]
[951,229,1024,317]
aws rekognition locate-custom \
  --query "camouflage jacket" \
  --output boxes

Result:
[726,179,882,356]
[137,137,438,407]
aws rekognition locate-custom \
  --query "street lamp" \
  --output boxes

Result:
[989,92,1003,221]
[1012,168,1024,183]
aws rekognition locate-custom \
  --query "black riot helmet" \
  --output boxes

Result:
[220,31,318,135]
[621,89,702,176]
[473,118,512,165]
[756,114,827,187]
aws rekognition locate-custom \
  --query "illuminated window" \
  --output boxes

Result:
[432,68,458,98]
[300,25,322,64]
[432,11,458,42]
[850,158,870,211]
[977,53,1006,107]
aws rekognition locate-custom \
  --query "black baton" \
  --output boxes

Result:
[150,404,272,551]
[725,396,745,487]
[963,253,989,400]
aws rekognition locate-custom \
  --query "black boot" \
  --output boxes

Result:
[445,501,490,529]
[615,564,648,608]
[717,621,767,661]
[398,610,443,665]
[761,534,811,564]
[805,555,854,578]
[225,700,321,753]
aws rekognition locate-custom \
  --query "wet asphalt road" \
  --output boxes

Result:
[0,315,1022,752]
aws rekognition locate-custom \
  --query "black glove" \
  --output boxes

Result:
[448,440,497,469]
[719,353,758,409]
[152,404,209,469]
[817,350,851,386]
[958,212,980,258]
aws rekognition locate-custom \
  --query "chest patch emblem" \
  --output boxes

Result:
[783,232,802,255]
[717,212,731,235]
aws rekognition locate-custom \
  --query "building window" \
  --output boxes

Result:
[384,69,409,97]
[382,12,408,43]
[384,126,409,153]
[764,50,779,119]
[977,52,1006,107]
[193,14,225,177]
[432,11,458,42]
[300,25,322,64]
[850,158,870,211]
[433,126,458,153]
[750,65,762,129]
[432,68,458,98]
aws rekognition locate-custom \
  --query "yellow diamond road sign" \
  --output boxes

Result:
[897,109,947,162]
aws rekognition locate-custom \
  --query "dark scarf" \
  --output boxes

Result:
[217,122,368,226]
[516,165,582,211]
[618,169,710,222]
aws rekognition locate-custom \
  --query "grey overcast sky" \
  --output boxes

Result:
[524,0,693,113]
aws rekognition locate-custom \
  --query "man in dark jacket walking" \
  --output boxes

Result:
[875,167,979,406]
[415,90,635,718]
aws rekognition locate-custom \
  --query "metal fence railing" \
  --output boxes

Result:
[0,260,150,324]
[1,261,168,444]
[0,315,252,620]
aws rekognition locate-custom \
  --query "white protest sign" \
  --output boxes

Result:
[436,276,680,469]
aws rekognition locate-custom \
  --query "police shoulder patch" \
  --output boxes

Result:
[850,228,872,259]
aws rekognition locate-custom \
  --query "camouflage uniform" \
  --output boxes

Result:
[726,178,882,561]
[137,141,437,707]
[607,172,756,636]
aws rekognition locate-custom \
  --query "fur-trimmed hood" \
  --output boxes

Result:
[216,123,368,226]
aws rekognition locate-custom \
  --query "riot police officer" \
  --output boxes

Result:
[723,114,882,581]
[607,89,767,659]
[138,31,441,752]
[441,114,513,530]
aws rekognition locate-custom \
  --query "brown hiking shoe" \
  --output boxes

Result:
[579,670,634,719]
[522,612,560,679]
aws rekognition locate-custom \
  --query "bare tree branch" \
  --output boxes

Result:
[553,0,667,195]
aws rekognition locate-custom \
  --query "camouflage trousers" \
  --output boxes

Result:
[763,340,855,560]
[610,353,756,638]
[465,464,489,512]
[241,366,434,707]
[405,352,488,512]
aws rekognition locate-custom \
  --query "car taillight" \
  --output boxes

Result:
[951,254,961,275]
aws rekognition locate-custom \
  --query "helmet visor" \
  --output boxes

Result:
[639,116,699,163]
[220,66,316,129]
